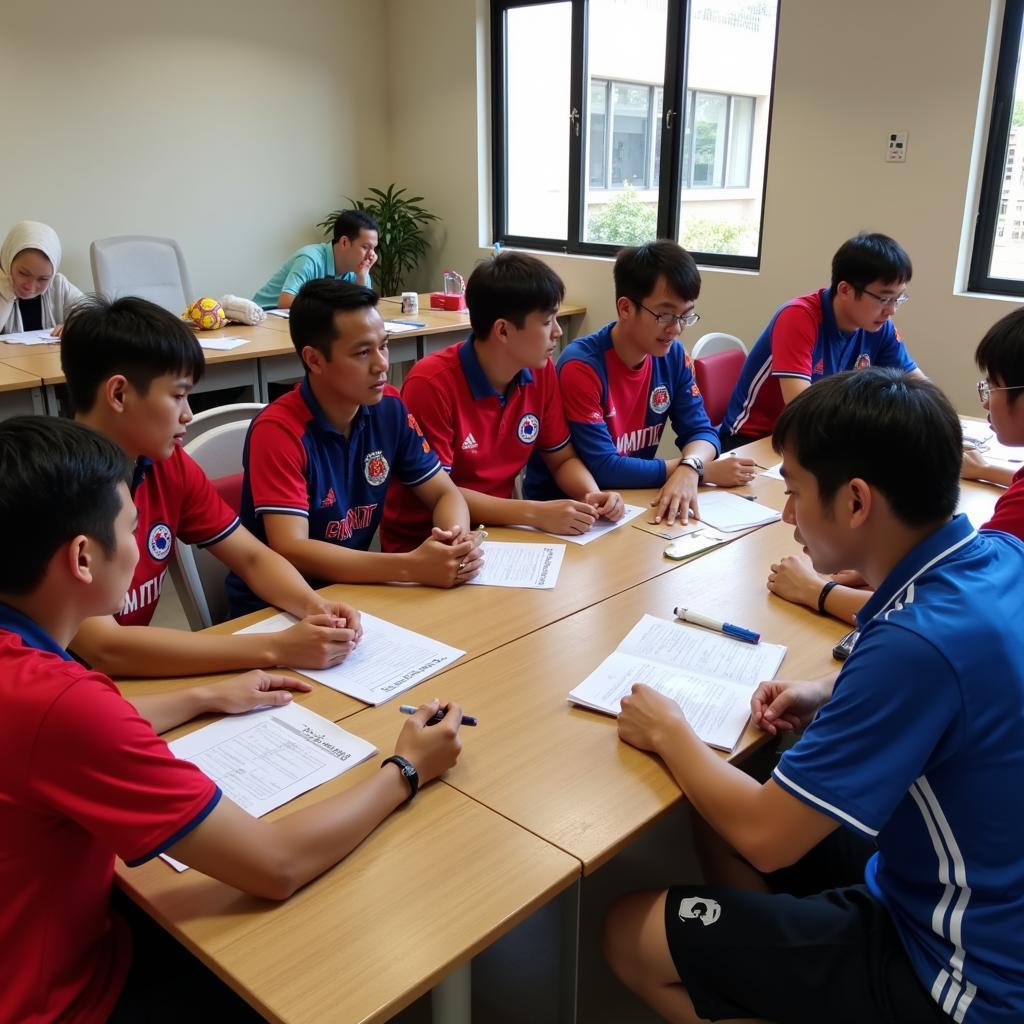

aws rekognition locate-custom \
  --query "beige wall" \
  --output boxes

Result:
[387,0,1018,416]
[0,0,389,304]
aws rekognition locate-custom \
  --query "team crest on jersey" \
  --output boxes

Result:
[364,450,390,486]
[678,896,721,927]
[855,354,872,370]
[813,358,825,376]
[649,385,671,414]
[517,413,540,444]
[147,522,173,561]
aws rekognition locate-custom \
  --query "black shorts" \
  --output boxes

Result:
[663,830,952,1024]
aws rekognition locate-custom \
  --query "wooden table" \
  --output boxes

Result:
[116,707,578,1024]
[0,359,47,417]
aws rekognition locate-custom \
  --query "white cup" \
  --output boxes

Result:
[401,291,419,315]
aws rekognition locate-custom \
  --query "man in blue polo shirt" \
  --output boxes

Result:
[721,232,924,448]
[604,369,1024,1023]
[252,210,379,310]
[228,279,482,615]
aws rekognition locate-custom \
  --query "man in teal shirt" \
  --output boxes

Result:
[253,209,379,309]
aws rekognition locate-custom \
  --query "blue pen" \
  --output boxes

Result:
[673,607,761,645]
[388,319,428,328]
[399,704,478,726]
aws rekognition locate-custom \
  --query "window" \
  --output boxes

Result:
[970,0,1024,294]
[492,0,780,268]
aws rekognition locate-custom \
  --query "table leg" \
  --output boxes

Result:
[432,961,471,1024]
[559,878,581,1023]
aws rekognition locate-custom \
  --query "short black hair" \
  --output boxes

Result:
[465,252,565,338]
[331,209,380,245]
[830,232,912,292]
[61,295,205,414]
[613,240,701,305]
[0,417,132,595]
[772,368,961,527]
[976,307,1024,405]
[289,278,380,370]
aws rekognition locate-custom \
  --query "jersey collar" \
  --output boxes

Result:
[300,375,367,439]
[820,286,847,338]
[325,242,336,278]
[458,337,533,404]
[0,601,73,661]
[857,514,978,627]
[131,456,153,495]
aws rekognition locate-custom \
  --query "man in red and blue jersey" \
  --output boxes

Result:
[525,241,759,525]
[721,232,924,448]
[229,279,483,615]
[381,253,624,551]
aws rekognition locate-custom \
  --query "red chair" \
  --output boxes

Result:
[693,348,746,427]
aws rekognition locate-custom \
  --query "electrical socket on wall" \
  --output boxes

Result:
[887,131,908,162]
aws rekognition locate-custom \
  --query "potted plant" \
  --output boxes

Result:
[319,184,439,297]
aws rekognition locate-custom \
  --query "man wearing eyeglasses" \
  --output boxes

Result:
[720,232,925,451]
[525,240,757,526]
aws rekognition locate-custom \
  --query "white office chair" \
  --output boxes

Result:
[691,332,748,359]
[182,403,265,446]
[90,235,194,314]
[169,404,263,629]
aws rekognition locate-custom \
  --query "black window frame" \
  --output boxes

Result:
[490,0,780,271]
[969,0,1024,295]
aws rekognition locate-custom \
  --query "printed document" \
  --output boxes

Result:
[693,491,781,533]
[465,541,565,589]
[568,614,786,751]
[162,702,376,870]
[236,611,464,704]
[0,329,58,345]
[198,335,250,351]
[519,502,645,545]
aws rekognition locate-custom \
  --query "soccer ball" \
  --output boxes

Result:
[183,297,227,331]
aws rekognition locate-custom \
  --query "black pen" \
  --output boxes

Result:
[399,704,478,726]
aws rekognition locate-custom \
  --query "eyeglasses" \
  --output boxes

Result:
[636,301,701,330]
[977,379,1024,403]
[859,287,910,309]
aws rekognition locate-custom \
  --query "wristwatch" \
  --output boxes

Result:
[679,455,705,480]
[382,755,419,803]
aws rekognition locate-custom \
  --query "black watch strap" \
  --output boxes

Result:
[381,755,419,802]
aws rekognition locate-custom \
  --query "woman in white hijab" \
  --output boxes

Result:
[0,221,84,336]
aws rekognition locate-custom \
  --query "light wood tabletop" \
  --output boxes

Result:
[116,700,579,1024]
[0,360,43,393]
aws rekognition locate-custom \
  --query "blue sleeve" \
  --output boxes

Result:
[875,324,917,373]
[280,255,321,296]
[773,625,962,836]
[568,418,669,488]
[668,356,722,454]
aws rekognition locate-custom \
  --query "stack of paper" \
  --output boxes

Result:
[235,611,464,704]
[163,701,376,871]
[568,614,786,751]
[694,491,781,533]
[0,329,59,345]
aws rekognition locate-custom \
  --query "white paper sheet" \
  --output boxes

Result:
[0,329,58,345]
[235,611,464,705]
[161,702,376,871]
[960,417,1022,467]
[759,461,784,480]
[464,541,565,588]
[694,490,781,532]
[383,320,427,334]
[198,335,250,351]
[517,502,645,545]
[267,308,290,318]
[568,614,786,751]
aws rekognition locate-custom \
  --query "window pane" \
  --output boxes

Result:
[611,84,651,187]
[679,0,778,258]
[691,92,727,186]
[589,82,608,189]
[505,3,571,239]
[988,33,1024,281]
[584,0,666,245]
[726,95,754,186]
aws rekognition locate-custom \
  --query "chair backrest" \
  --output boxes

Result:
[693,348,747,427]
[90,235,194,314]
[691,332,747,360]
[185,403,266,448]
[169,407,263,629]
